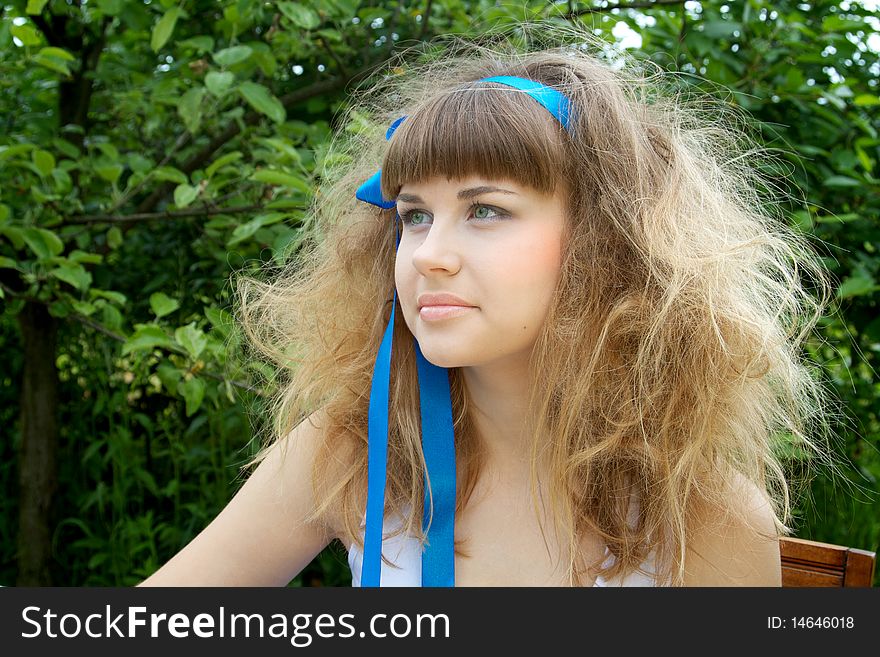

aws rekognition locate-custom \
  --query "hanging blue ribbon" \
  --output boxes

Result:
[414,331,456,586]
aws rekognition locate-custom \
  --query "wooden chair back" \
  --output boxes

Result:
[780,536,876,587]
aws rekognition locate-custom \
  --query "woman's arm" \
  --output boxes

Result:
[683,474,782,587]
[137,410,335,586]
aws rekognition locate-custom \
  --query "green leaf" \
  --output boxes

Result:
[0,225,24,249]
[102,303,123,330]
[22,227,64,259]
[52,138,80,159]
[90,288,127,305]
[50,262,92,291]
[173,183,199,208]
[31,187,54,204]
[837,276,878,299]
[853,94,880,107]
[107,226,123,249]
[179,35,214,53]
[156,362,182,393]
[11,24,41,47]
[33,51,72,76]
[175,322,207,360]
[238,81,286,124]
[134,468,159,496]
[150,292,180,318]
[204,306,234,334]
[95,142,119,160]
[122,324,174,356]
[177,87,206,133]
[178,376,206,416]
[0,256,18,269]
[40,46,75,61]
[2,226,27,250]
[127,152,153,173]
[94,161,123,184]
[823,175,862,188]
[32,149,55,176]
[153,166,188,184]
[205,151,243,178]
[97,0,125,16]
[51,168,72,193]
[278,2,321,29]
[26,0,49,14]
[0,144,37,161]
[255,137,303,165]
[223,3,241,28]
[71,300,96,316]
[252,50,277,78]
[813,213,861,224]
[204,71,235,97]
[272,226,303,264]
[821,15,868,32]
[0,204,9,223]
[48,300,70,318]
[68,250,103,265]
[213,45,253,67]
[856,148,873,174]
[226,212,287,247]
[700,20,741,39]
[151,6,182,52]
[250,169,310,193]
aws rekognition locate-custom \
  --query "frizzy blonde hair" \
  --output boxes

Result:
[233,22,842,586]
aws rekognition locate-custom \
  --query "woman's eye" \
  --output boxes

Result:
[403,209,429,226]
[473,205,496,220]
[399,204,506,227]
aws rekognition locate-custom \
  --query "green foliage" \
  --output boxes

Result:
[151,6,183,53]
[0,0,877,586]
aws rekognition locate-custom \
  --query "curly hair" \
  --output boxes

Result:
[233,21,842,586]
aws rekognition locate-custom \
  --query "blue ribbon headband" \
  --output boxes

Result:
[355,75,575,587]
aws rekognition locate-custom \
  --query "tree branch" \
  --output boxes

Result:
[317,33,349,78]
[557,0,687,17]
[107,129,193,213]
[30,13,62,48]
[419,0,433,41]
[677,3,689,69]
[0,277,26,299]
[66,203,280,226]
[385,0,403,57]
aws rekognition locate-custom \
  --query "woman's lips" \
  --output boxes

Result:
[419,305,476,321]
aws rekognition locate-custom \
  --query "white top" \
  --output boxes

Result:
[347,496,662,587]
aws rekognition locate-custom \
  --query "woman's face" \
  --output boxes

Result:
[394,174,568,369]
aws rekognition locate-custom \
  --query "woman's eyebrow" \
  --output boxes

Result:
[396,186,519,203]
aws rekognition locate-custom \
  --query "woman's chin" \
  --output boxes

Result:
[412,341,469,369]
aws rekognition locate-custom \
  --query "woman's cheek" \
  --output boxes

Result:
[514,232,563,278]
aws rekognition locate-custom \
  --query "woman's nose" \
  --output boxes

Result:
[410,219,463,273]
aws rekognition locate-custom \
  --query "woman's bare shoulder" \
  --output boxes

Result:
[683,473,781,586]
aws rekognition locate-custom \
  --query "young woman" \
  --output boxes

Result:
[139,24,838,587]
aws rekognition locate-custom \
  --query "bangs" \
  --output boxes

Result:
[380,81,570,200]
